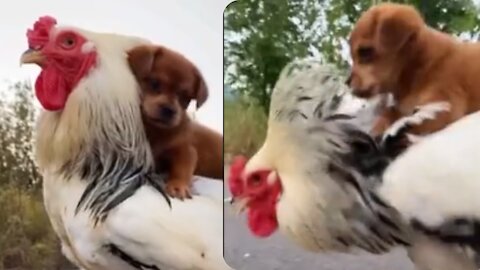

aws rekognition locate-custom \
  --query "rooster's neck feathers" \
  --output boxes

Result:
[269,60,351,125]
[34,31,164,223]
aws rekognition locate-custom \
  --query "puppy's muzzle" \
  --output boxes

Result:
[157,105,177,121]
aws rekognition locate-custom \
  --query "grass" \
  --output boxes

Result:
[224,98,267,161]
[0,185,73,270]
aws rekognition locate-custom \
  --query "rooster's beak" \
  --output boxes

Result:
[230,197,249,215]
[20,49,45,66]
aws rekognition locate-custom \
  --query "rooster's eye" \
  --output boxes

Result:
[249,174,262,186]
[60,36,76,49]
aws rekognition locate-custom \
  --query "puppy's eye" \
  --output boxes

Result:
[147,78,161,91]
[180,88,189,95]
[357,47,375,63]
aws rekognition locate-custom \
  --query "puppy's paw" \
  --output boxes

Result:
[382,101,451,143]
[166,179,192,200]
[411,101,451,122]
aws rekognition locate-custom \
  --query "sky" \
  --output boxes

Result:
[0,0,233,133]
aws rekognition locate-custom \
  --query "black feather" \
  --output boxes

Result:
[297,96,313,102]
[107,243,160,270]
[313,101,325,118]
[69,138,169,224]
[412,218,480,251]
[325,118,413,251]
[324,114,354,121]
[338,125,390,177]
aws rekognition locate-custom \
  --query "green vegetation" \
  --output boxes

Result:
[224,0,480,157]
[0,82,73,270]
[224,99,267,160]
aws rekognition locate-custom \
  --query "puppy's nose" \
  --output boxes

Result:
[345,73,352,86]
[159,106,176,119]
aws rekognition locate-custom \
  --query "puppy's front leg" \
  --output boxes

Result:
[406,103,456,136]
[402,87,466,136]
[165,145,198,200]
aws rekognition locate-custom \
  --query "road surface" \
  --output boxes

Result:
[223,167,415,270]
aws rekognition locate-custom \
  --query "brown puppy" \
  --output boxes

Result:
[348,3,480,138]
[128,45,223,199]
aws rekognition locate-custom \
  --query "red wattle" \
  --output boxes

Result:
[246,175,282,238]
[248,209,279,237]
[35,68,69,111]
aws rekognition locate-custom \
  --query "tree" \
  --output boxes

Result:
[224,0,480,112]
[0,82,40,189]
[224,0,325,114]
[0,81,40,189]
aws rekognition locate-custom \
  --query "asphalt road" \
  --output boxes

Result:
[223,167,415,270]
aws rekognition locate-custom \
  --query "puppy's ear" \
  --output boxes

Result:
[376,7,422,51]
[193,67,209,109]
[127,45,160,78]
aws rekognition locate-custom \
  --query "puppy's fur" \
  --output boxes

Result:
[348,3,480,138]
[128,45,223,199]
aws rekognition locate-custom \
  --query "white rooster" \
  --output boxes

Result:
[20,16,230,270]
[228,59,480,269]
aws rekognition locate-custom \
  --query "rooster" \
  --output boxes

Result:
[21,16,230,270]
[229,60,376,249]
[228,59,480,269]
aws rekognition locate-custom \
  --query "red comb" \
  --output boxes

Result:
[27,16,57,49]
[228,155,248,196]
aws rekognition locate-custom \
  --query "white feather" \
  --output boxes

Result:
[379,110,480,228]
[43,173,228,270]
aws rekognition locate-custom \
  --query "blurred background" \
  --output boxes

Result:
[0,0,228,269]
[223,0,480,269]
